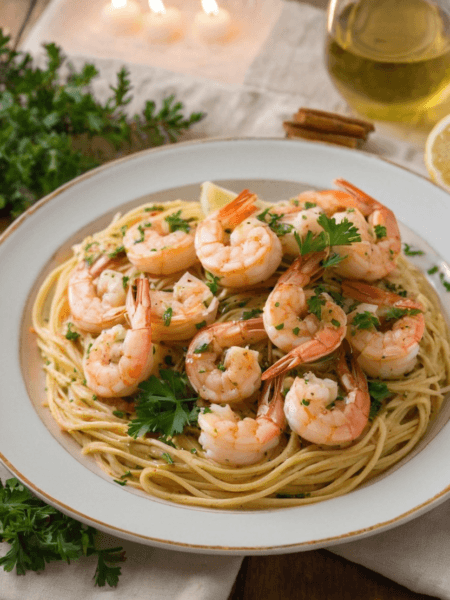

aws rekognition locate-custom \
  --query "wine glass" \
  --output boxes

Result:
[325,0,450,126]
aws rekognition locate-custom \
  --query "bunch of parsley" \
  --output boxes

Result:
[0,477,125,586]
[0,30,204,219]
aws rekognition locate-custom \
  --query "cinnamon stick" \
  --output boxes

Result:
[284,108,375,148]
[283,121,359,148]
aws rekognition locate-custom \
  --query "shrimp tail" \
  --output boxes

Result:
[341,280,424,311]
[337,343,369,397]
[89,254,119,277]
[257,377,286,432]
[126,276,152,330]
[217,189,257,227]
[333,179,381,213]
[262,337,339,380]
[279,250,327,286]
[334,179,401,257]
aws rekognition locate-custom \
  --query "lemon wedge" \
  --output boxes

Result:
[425,114,450,192]
[199,181,238,215]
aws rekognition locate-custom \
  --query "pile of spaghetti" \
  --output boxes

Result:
[32,179,450,509]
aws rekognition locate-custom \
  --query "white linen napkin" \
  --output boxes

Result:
[1,1,448,599]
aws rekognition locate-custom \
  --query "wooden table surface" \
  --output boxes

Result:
[0,2,440,599]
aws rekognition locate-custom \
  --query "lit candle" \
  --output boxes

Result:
[101,0,142,35]
[144,0,183,43]
[193,0,232,43]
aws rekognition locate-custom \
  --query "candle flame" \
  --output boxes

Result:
[201,0,220,16]
[149,0,166,14]
[112,0,127,8]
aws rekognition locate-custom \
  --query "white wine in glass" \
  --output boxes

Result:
[325,0,450,125]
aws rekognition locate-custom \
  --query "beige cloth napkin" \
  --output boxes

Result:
[1,1,447,599]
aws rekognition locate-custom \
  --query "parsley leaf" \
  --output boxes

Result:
[384,307,421,321]
[403,243,424,256]
[307,292,326,319]
[256,208,293,237]
[321,252,346,269]
[294,214,361,256]
[163,306,173,327]
[374,224,387,239]
[128,370,199,438]
[165,210,194,233]
[242,308,263,320]
[351,311,380,331]
[368,380,392,420]
[205,271,220,294]
[0,478,125,586]
[65,322,80,341]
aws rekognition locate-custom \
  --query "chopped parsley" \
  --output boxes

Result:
[351,311,380,331]
[403,243,424,256]
[108,245,125,258]
[374,224,387,239]
[194,342,210,354]
[242,308,263,320]
[368,380,392,420]
[440,273,450,292]
[307,292,326,320]
[205,271,220,294]
[165,210,195,233]
[384,307,421,321]
[163,306,173,327]
[427,265,439,275]
[133,224,146,244]
[195,320,207,330]
[65,322,80,341]
[256,208,294,237]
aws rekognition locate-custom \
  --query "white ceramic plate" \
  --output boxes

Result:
[2,138,450,555]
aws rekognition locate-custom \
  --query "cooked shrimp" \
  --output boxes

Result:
[185,318,267,404]
[83,277,154,397]
[123,210,197,275]
[284,345,370,445]
[297,179,401,281]
[342,280,425,379]
[194,189,283,288]
[260,200,325,256]
[68,255,126,333]
[198,376,286,465]
[262,252,347,380]
[150,272,219,342]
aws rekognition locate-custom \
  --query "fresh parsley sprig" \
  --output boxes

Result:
[294,214,361,260]
[0,478,125,586]
[128,369,200,438]
[0,32,204,219]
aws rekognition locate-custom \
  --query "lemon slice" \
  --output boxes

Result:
[199,181,238,215]
[425,114,450,192]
